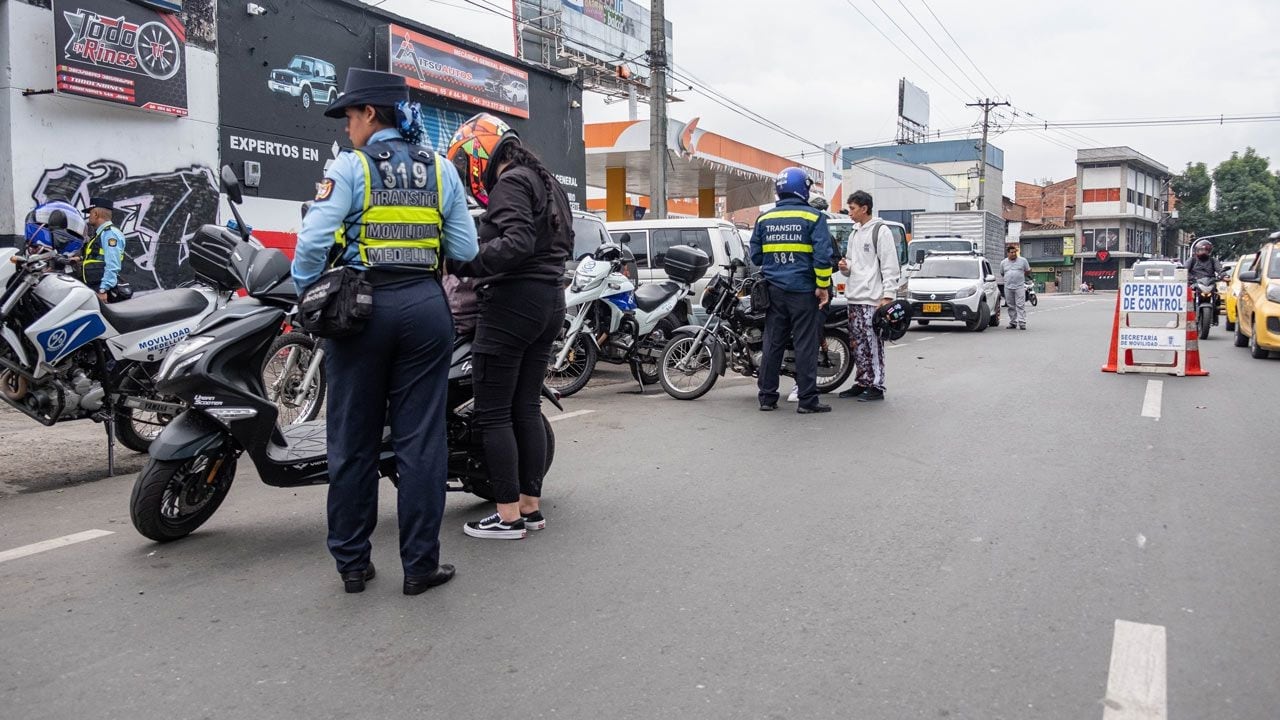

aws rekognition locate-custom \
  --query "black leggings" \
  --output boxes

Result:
[472,280,564,504]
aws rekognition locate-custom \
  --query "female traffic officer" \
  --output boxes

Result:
[291,69,479,595]
[447,113,573,540]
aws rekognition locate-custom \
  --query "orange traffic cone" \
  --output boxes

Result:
[1184,286,1209,376]
[1101,291,1121,373]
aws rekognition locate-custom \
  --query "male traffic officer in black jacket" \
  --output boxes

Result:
[750,167,834,413]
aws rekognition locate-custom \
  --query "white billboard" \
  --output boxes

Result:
[898,78,930,128]
[516,0,673,79]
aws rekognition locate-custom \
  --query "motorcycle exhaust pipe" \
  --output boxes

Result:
[0,369,27,401]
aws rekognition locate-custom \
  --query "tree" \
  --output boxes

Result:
[1169,150,1280,259]
[1211,148,1280,257]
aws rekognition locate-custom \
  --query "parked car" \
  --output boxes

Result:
[501,79,528,104]
[1224,253,1256,332]
[906,251,1002,331]
[1234,238,1280,358]
[607,219,747,325]
[268,55,338,110]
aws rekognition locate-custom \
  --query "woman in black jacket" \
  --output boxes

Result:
[448,113,573,540]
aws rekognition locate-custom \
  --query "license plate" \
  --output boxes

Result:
[923,303,942,314]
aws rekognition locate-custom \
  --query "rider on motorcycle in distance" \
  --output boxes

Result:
[1186,239,1224,325]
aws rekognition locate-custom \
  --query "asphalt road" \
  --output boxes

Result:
[1,293,1276,719]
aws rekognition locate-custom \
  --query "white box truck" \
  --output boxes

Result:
[908,210,1007,271]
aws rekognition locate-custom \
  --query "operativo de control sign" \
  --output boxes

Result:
[1120,281,1185,313]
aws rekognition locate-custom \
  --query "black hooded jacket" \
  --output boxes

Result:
[455,165,573,284]
[1186,255,1223,284]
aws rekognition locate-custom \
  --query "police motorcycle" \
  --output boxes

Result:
[658,259,853,401]
[546,240,709,397]
[0,202,234,453]
[129,167,561,542]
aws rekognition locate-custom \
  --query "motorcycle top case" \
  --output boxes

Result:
[189,225,243,292]
[661,245,711,285]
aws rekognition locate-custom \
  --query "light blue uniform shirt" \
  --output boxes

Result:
[291,128,478,292]
[93,222,126,292]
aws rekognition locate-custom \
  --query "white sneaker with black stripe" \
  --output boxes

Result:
[464,513,527,540]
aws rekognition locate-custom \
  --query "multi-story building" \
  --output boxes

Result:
[841,139,1004,215]
[1014,178,1077,292]
[1074,147,1171,289]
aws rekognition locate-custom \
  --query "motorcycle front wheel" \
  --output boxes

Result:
[1198,306,1213,340]
[659,334,718,400]
[129,450,237,542]
[815,331,854,393]
[545,331,597,397]
[262,332,326,425]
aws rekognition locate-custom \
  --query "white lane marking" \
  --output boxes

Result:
[548,409,595,423]
[916,336,936,342]
[1140,380,1163,420]
[0,529,115,564]
[1102,620,1167,720]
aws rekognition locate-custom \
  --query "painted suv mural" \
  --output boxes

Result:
[268,55,338,110]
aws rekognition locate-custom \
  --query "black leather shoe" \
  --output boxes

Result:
[857,388,885,402]
[341,563,375,594]
[838,386,867,399]
[404,564,455,595]
[759,402,777,411]
[796,403,831,414]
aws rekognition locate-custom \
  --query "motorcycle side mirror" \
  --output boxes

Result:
[221,165,244,205]
[915,250,926,264]
[984,274,996,283]
[618,233,632,244]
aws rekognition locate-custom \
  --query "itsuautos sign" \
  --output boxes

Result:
[53,0,187,117]
[381,24,530,119]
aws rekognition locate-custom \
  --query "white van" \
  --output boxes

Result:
[606,219,747,323]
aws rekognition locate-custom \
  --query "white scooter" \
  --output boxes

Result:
[546,242,710,396]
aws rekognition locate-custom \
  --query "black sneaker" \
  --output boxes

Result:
[759,402,777,411]
[1019,325,1027,331]
[856,388,885,402]
[464,513,526,540]
[1006,324,1017,329]
[838,385,868,399]
[522,511,546,531]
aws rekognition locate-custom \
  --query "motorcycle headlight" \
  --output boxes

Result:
[1267,284,1280,303]
[157,335,215,381]
[954,284,980,299]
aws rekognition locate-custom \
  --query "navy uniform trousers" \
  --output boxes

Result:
[325,276,453,577]
[758,285,823,409]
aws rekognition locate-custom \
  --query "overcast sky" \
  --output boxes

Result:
[373,0,1280,195]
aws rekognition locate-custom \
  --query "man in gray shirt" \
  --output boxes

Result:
[1001,245,1032,330]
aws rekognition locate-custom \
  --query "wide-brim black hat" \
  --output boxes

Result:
[87,196,114,212]
[324,68,410,118]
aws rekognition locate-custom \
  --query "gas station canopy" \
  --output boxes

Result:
[586,118,822,220]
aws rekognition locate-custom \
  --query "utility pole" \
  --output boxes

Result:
[648,0,667,219]
[966,98,1008,211]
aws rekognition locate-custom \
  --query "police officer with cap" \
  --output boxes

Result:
[749,167,835,413]
[292,68,479,595]
[82,197,126,303]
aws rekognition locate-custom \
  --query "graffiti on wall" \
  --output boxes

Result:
[30,160,218,291]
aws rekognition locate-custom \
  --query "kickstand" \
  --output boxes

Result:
[105,415,116,477]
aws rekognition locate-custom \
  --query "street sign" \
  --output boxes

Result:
[1120,280,1186,314]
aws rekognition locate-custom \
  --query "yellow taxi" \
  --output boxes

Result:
[1224,253,1256,332]
[1234,237,1280,359]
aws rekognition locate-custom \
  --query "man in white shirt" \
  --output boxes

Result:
[835,191,902,402]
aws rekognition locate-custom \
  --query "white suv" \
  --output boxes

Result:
[907,252,1001,331]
